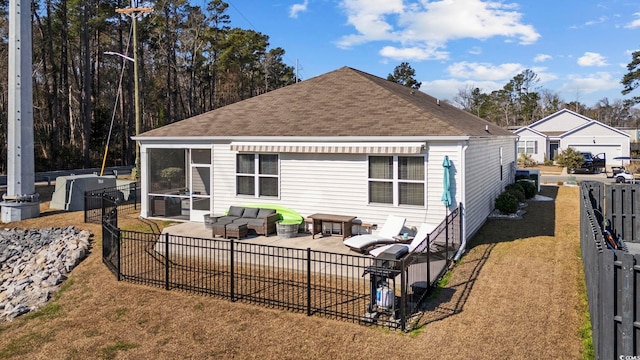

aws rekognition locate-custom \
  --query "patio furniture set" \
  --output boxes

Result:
[206,206,361,241]
[207,206,280,239]
[206,206,433,258]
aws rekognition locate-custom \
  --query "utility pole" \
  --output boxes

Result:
[1,0,40,222]
[115,5,153,180]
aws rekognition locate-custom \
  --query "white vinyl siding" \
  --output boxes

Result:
[560,122,630,166]
[513,128,547,164]
[464,137,516,239]
[209,147,458,229]
[529,111,590,132]
[142,138,518,244]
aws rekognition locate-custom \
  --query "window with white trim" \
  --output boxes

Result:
[517,140,537,154]
[368,156,425,206]
[236,154,279,197]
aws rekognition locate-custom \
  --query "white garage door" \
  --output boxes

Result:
[567,145,622,166]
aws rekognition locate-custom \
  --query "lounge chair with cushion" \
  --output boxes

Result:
[368,222,436,257]
[343,215,406,252]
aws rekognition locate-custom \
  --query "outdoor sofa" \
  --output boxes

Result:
[208,205,280,237]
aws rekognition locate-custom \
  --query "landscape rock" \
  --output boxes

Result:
[0,227,91,322]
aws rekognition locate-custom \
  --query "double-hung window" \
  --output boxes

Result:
[517,140,537,154]
[368,156,425,206]
[236,154,279,197]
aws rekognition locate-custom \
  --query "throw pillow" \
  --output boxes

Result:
[228,206,245,217]
[257,208,276,219]
[242,207,260,218]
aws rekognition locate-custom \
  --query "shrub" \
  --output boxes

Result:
[495,192,518,214]
[555,147,584,172]
[543,159,554,166]
[505,183,526,203]
[517,152,537,168]
[160,167,183,188]
[517,180,537,199]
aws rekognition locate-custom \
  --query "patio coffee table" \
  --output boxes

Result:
[308,213,356,240]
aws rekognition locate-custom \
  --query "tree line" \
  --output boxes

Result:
[453,68,640,129]
[0,0,296,173]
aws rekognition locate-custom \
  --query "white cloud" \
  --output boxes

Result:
[560,72,619,96]
[447,61,525,81]
[336,0,540,60]
[625,13,640,29]
[577,52,608,67]
[289,0,309,19]
[468,46,482,55]
[379,46,448,61]
[534,54,552,63]
[400,0,540,45]
[585,16,608,26]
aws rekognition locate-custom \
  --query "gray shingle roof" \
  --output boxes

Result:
[139,66,514,138]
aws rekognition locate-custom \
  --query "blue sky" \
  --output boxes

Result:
[211,0,640,107]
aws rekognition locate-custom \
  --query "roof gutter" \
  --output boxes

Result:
[132,135,487,142]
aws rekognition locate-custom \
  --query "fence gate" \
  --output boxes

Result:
[101,195,120,278]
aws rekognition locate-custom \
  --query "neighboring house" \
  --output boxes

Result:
[134,66,517,247]
[514,109,630,166]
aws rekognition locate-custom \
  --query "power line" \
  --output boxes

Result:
[226,1,303,80]
[227,1,258,30]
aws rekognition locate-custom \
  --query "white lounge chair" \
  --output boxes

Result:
[343,215,406,252]
[368,222,436,257]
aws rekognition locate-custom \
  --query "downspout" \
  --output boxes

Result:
[454,141,469,261]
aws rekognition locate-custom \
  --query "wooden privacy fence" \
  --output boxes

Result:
[580,181,640,358]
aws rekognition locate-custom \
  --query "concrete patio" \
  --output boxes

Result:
[161,221,363,256]
[159,221,451,288]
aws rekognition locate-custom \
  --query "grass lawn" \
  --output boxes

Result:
[0,185,586,359]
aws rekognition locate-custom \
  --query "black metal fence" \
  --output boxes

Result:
[85,182,140,223]
[580,181,640,358]
[102,196,120,279]
[101,197,461,331]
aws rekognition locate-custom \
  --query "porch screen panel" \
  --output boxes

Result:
[191,149,211,164]
[148,148,187,193]
[191,167,210,195]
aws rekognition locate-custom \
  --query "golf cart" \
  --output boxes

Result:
[610,167,635,183]
[607,156,637,183]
